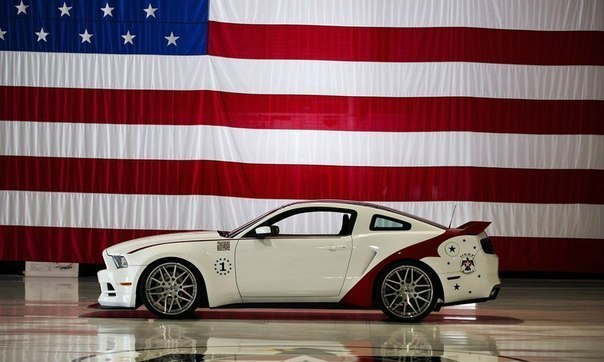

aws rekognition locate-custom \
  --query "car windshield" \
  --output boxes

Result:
[225,207,281,238]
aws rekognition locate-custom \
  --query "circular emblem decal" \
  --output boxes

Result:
[214,258,233,276]
[445,242,459,257]
[460,253,476,274]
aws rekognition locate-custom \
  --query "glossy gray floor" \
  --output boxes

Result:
[0,276,603,361]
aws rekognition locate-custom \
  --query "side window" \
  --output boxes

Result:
[370,215,412,231]
[274,210,353,236]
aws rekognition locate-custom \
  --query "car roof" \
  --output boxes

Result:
[284,200,447,229]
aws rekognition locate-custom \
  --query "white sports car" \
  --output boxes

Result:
[98,200,500,322]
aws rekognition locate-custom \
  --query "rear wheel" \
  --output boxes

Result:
[378,262,438,322]
[140,260,201,318]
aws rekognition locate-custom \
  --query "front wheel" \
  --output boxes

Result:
[140,260,201,318]
[377,262,438,322]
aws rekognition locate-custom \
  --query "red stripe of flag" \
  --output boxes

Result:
[492,237,604,274]
[0,225,166,263]
[2,156,602,204]
[209,22,604,65]
[2,86,602,134]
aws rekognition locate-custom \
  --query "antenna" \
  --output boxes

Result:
[448,203,458,229]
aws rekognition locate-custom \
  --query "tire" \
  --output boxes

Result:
[140,259,201,318]
[377,262,438,322]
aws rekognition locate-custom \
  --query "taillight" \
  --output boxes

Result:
[480,237,496,254]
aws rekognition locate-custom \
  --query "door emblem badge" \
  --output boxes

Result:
[214,258,232,275]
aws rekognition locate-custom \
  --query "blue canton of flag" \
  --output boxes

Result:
[0,0,208,55]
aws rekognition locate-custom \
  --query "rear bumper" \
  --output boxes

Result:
[436,250,501,306]
[488,284,501,300]
[436,284,500,310]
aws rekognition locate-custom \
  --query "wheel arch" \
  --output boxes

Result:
[372,258,444,308]
[135,256,209,309]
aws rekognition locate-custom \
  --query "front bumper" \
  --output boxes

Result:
[97,267,140,308]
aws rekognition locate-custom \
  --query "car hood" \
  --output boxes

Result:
[105,230,224,255]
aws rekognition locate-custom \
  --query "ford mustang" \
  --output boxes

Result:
[97,200,500,322]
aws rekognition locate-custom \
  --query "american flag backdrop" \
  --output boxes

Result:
[0,0,603,272]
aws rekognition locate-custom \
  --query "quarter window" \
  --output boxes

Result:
[370,215,412,231]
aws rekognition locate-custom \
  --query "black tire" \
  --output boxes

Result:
[139,259,202,318]
[377,261,438,322]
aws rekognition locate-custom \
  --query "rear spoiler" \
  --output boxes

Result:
[454,221,491,235]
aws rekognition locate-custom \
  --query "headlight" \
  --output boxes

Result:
[111,255,128,269]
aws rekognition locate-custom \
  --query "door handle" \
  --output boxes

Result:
[328,244,348,251]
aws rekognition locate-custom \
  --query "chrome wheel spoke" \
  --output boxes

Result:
[412,273,424,285]
[385,279,402,291]
[155,295,167,309]
[415,295,429,304]
[175,270,190,280]
[159,266,170,280]
[406,297,418,314]
[384,291,398,298]
[179,289,194,300]
[163,295,169,312]
[388,294,403,308]
[391,299,407,312]
[174,297,183,310]
[149,276,163,284]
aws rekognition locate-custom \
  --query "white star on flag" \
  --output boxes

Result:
[165,32,179,46]
[0,28,6,41]
[79,29,93,44]
[100,3,114,17]
[15,1,29,15]
[143,4,158,18]
[35,27,49,42]
[58,2,72,17]
[122,30,135,45]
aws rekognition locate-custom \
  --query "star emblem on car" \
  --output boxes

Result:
[445,242,459,257]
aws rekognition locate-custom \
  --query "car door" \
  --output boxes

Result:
[235,208,355,299]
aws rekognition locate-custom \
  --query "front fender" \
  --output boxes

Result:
[128,240,242,307]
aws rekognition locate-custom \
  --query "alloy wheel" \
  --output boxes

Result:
[144,262,198,317]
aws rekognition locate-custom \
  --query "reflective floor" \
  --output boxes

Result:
[0,276,603,361]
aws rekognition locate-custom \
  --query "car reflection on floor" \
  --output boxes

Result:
[1,276,603,362]
[80,319,503,362]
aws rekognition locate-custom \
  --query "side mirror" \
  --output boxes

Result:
[255,226,272,237]
[255,225,279,238]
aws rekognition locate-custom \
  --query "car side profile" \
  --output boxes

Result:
[98,200,500,322]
